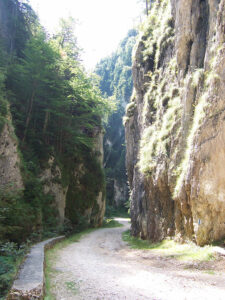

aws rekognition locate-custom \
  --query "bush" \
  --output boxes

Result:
[0,242,28,299]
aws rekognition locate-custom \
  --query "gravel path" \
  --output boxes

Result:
[48,218,225,300]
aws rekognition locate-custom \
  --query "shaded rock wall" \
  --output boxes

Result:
[0,121,23,190]
[65,128,105,228]
[41,157,68,224]
[125,0,225,245]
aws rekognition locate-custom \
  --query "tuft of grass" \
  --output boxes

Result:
[191,68,204,88]
[174,92,209,197]
[65,281,79,294]
[123,230,216,262]
[204,270,216,275]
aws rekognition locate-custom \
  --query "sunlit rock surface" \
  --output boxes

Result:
[125,0,225,245]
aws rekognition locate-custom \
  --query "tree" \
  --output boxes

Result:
[4,12,113,240]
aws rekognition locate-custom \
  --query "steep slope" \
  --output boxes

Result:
[125,0,225,245]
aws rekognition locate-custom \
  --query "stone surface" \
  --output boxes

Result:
[90,128,105,226]
[7,236,64,300]
[125,0,225,245]
[0,122,23,190]
[41,157,68,224]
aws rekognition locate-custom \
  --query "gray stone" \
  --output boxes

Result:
[7,236,64,300]
[125,0,225,245]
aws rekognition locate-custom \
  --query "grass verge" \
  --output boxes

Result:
[122,230,216,262]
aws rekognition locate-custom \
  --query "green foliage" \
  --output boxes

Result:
[173,93,209,197]
[135,0,182,175]
[0,0,37,58]
[0,0,111,245]
[96,29,137,102]
[0,241,28,299]
[0,1,113,298]
[65,153,105,227]
[95,30,137,208]
[0,180,59,244]
[0,43,8,133]
[140,0,174,65]
[102,218,124,228]
[105,204,130,218]
[123,230,216,261]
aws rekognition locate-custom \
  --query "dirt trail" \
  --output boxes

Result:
[49,218,225,300]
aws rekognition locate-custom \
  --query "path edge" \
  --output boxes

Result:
[7,236,65,300]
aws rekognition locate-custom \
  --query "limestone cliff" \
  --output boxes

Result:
[0,114,105,239]
[40,129,105,228]
[125,0,225,245]
[65,127,105,228]
[0,120,23,191]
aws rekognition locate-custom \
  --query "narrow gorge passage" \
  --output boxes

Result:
[48,219,225,300]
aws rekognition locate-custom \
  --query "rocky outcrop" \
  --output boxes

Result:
[0,121,23,190]
[92,129,105,224]
[81,129,105,226]
[41,157,68,224]
[125,0,225,245]
[65,128,106,228]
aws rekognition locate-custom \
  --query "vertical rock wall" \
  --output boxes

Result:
[125,0,225,245]
[65,128,106,228]
[0,121,23,190]
[41,157,68,224]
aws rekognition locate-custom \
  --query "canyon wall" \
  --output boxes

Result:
[125,0,225,245]
[95,30,137,210]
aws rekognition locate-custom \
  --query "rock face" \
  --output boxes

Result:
[41,157,68,224]
[0,119,105,228]
[0,122,23,190]
[65,128,106,228]
[125,0,225,245]
[91,129,105,225]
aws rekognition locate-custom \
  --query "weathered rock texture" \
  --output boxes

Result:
[65,128,106,227]
[41,157,68,224]
[0,122,23,190]
[125,0,225,245]
[92,129,106,225]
